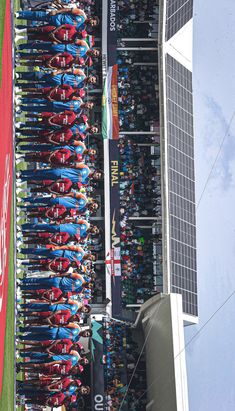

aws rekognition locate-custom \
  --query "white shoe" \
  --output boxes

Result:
[15,122,23,128]
[16,187,22,195]
[16,182,23,189]
[15,28,25,33]
[16,154,23,160]
[16,269,22,275]
[15,87,21,94]
[16,217,22,223]
[15,12,19,18]
[16,171,21,179]
[15,72,20,79]
[14,100,21,107]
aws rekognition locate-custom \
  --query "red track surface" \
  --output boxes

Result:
[0,0,13,394]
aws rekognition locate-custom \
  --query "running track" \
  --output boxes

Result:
[0,0,13,394]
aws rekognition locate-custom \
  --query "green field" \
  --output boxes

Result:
[0,209,15,411]
[0,0,6,84]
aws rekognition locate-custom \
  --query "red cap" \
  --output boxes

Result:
[81,30,87,38]
[75,379,82,386]
[78,364,84,373]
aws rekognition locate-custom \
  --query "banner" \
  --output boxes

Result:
[107,0,117,66]
[109,140,122,317]
[102,65,119,139]
[91,321,105,410]
[111,64,119,139]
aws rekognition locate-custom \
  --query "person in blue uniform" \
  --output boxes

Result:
[16,8,99,31]
[21,221,99,241]
[17,123,90,142]
[18,99,94,113]
[17,325,92,342]
[16,69,98,89]
[18,40,100,59]
[20,301,80,316]
[19,273,92,292]
[20,195,88,209]
[19,166,102,185]
[19,246,94,264]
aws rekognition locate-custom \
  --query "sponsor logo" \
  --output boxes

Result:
[94,394,104,410]
[111,160,118,186]
[109,0,116,32]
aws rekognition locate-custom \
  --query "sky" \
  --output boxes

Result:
[184,1,235,410]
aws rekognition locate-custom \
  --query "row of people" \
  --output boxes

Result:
[15,1,102,408]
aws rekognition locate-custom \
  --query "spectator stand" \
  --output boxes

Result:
[90,317,147,410]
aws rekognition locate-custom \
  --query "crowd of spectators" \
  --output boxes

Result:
[117,57,159,131]
[117,0,159,38]
[102,319,147,410]
[117,136,163,305]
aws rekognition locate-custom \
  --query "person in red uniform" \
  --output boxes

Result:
[22,84,86,102]
[24,231,75,246]
[24,111,89,128]
[19,339,85,355]
[16,126,95,145]
[24,203,86,221]
[18,358,84,376]
[21,179,93,198]
[20,287,64,303]
[23,392,77,408]
[18,376,89,395]
[23,147,83,166]
[22,311,81,326]
[23,256,80,273]
[23,223,99,246]
[24,24,85,44]
[18,52,86,69]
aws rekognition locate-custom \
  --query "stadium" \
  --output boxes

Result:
[0,0,196,410]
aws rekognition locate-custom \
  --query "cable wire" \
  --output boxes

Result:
[118,299,162,410]
[130,288,235,408]
[196,111,235,210]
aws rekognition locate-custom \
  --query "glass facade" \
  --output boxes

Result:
[165,0,193,40]
[165,54,197,316]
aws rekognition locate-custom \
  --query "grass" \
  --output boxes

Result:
[0,0,6,84]
[0,208,15,411]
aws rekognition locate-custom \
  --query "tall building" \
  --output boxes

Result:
[161,0,197,322]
